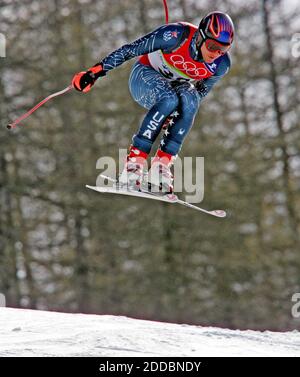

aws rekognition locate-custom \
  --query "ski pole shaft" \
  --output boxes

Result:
[163,0,169,24]
[7,85,73,129]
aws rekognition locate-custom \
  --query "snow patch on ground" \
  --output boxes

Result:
[0,308,299,357]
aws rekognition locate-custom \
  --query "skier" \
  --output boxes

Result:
[72,11,234,195]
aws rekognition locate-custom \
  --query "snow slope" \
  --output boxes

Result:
[0,308,299,357]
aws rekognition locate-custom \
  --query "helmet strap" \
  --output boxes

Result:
[199,29,207,40]
[195,31,205,60]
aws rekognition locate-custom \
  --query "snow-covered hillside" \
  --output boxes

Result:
[0,308,299,357]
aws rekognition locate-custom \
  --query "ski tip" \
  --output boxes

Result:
[213,210,227,218]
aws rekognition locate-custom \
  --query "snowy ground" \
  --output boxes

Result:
[0,308,299,357]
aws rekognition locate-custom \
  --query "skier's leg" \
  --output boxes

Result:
[119,62,178,190]
[128,62,179,154]
[159,82,201,156]
[148,82,201,193]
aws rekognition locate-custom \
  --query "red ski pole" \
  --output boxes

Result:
[8,1,169,130]
[7,84,73,130]
[163,0,169,24]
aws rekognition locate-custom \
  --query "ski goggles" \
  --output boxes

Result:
[204,38,231,54]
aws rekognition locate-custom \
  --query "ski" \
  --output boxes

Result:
[86,175,227,218]
[86,185,178,204]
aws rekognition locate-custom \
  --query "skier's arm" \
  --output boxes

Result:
[100,23,187,73]
[195,54,231,100]
[72,24,187,92]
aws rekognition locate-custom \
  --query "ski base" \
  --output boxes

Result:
[86,175,227,218]
[86,185,178,203]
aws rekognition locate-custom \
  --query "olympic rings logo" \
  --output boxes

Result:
[169,55,209,78]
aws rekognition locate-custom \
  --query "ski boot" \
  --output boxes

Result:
[118,146,148,191]
[145,149,177,200]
